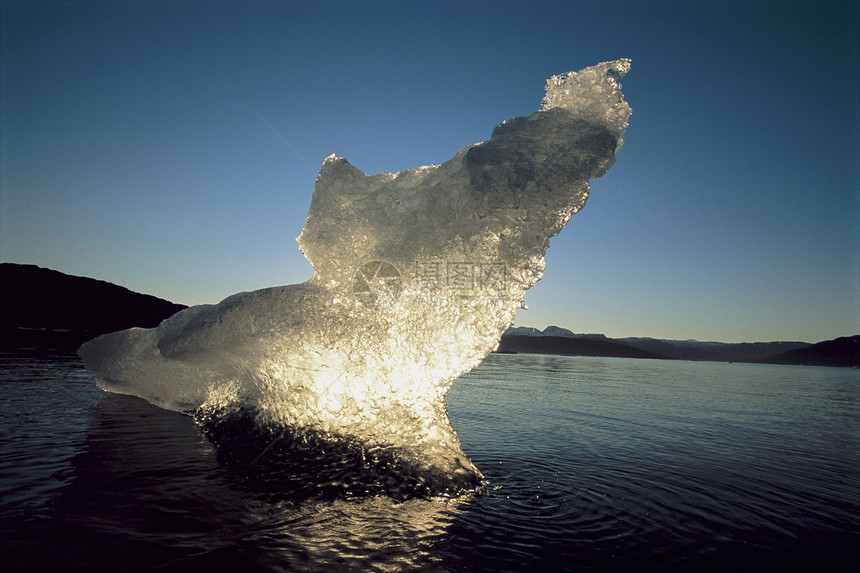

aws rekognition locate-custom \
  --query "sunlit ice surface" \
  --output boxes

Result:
[79,60,632,499]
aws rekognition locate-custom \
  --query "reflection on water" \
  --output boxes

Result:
[0,353,96,518]
[2,352,859,572]
[47,394,469,572]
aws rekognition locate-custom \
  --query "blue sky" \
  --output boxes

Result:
[2,0,857,343]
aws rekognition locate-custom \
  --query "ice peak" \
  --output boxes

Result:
[540,59,632,150]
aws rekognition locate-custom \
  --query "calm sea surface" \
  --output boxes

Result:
[1,351,858,571]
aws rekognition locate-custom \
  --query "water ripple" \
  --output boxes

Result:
[3,352,859,571]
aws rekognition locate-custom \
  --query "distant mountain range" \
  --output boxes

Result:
[2,263,857,367]
[1,263,186,350]
[500,327,859,368]
[497,332,669,360]
[759,336,860,368]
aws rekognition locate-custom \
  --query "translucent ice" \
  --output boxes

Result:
[79,60,632,498]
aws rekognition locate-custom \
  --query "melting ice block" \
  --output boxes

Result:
[79,60,632,497]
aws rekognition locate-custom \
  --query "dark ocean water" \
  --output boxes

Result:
[1,351,858,572]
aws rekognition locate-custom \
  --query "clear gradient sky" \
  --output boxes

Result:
[2,0,858,343]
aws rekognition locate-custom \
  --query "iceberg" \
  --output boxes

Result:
[79,60,632,498]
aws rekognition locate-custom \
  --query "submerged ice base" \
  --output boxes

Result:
[79,60,632,497]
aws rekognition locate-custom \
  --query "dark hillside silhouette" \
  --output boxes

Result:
[763,335,860,368]
[496,334,669,360]
[1,263,186,350]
